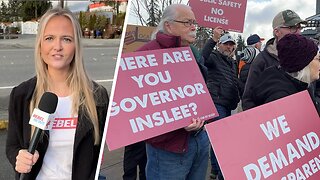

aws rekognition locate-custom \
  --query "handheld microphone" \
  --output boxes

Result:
[20,92,58,180]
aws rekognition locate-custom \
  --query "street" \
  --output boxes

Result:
[0,47,118,93]
[0,47,118,117]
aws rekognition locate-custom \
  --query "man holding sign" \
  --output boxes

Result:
[202,27,240,179]
[136,4,210,179]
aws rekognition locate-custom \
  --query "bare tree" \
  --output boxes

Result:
[129,0,212,50]
[130,0,184,26]
[59,0,64,8]
[194,27,212,50]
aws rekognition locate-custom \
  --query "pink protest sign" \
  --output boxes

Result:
[106,47,217,150]
[205,91,320,179]
[189,0,247,32]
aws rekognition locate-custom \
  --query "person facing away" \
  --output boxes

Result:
[135,4,209,180]
[251,33,320,108]
[238,34,264,75]
[238,34,262,95]
[201,27,240,180]
[238,46,258,97]
[242,9,307,110]
[6,7,109,180]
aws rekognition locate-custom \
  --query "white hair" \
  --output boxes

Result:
[288,64,311,85]
[150,4,192,40]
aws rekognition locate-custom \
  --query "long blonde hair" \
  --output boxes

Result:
[30,7,100,144]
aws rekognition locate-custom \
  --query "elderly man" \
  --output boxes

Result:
[201,28,240,180]
[242,9,307,110]
[136,4,208,180]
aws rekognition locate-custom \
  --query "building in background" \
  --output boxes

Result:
[0,0,127,39]
[303,0,320,40]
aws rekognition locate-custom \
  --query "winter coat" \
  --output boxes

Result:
[251,66,308,107]
[202,38,240,110]
[6,77,109,180]
[242,38,280,110]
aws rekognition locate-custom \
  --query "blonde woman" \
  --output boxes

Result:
[6,7,109,180]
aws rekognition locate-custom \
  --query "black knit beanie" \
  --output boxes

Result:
[277,34,318,73]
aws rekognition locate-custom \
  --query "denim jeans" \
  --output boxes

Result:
[210,104,231,179]
[145,130,209,180]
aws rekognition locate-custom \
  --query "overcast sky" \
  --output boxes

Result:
[127,0,317,43]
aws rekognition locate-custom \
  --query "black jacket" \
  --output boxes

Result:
[308,80,320,116]
[6,77,109,180]
[239,63,251,97]
[242,38,279,110]
[251,66,308,107]
[202,38,240,110]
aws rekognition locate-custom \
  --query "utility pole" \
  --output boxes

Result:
[317,0,320,15]
[60,0,64,8]
[35,0,38,19]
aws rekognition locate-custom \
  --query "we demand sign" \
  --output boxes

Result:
[206,91,320,179]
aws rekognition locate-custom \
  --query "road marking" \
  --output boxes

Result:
[96,79,114,83]
[0,49,33,52]
[0,47,119,51]
[0,86,14,90]
[0,79,114,90]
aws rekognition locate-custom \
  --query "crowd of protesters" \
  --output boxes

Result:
[8,3,319,180]
[122,4,320,180]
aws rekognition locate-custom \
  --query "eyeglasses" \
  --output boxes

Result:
[172,19,198,27]
[279,24,306,33]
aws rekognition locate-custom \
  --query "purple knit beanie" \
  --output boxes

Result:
[277,34,318,73]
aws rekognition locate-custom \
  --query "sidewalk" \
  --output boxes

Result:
[0,34,121,49]
[100,145,212,179]
[0,96,9,130]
